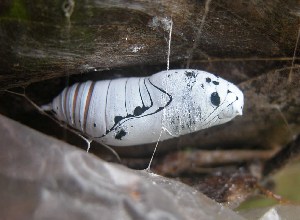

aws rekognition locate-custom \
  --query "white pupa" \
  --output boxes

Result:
[42,69,244,146]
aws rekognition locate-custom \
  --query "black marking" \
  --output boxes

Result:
[206,77,211,83]
[93,123,97,127]
[124,78,129,114]
[212,81,219,85]
[138,78,145,107]
[134,106,146,116]
[104,78,154,135]
[211,92,220,106]
[97,77,173,139]
[170,118,176,125]
[185,71,196,78]
[236,96,239,100]
[227,90,232,93]
[185,71,197,90]
[203,86,241,128]
[201,88,233,127]
[115,129,127,140]
[201,84,204,89]
[114,116,123,124]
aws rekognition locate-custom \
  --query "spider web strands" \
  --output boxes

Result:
[267,104,294,137]
[146,128,163,172]
[153,149,277,176]
[186,0,213,68]
[147,17,173,171]
[263,135,300,177]
[5,89,121,162]
[167,18,173,71]
[190,56,300,63]
[288,22,300,83]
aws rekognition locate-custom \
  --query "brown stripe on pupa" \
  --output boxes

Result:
[72,83,80,125]
[60,88,67,121]
[83,82,95,133]
[64,86,70,123]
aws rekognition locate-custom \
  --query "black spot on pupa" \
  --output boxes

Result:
[93,123,97,127]
[56,106,59,110]
[227,90,232,93]
[114,116,123,124]
[185,71,196,78]
[206,77,211,83]
[115,129,127,140]
[212,81,219,85]
[201,84,204,89]
[211,92,220,106]
[236,96,239,100]
[133,106,145,116]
